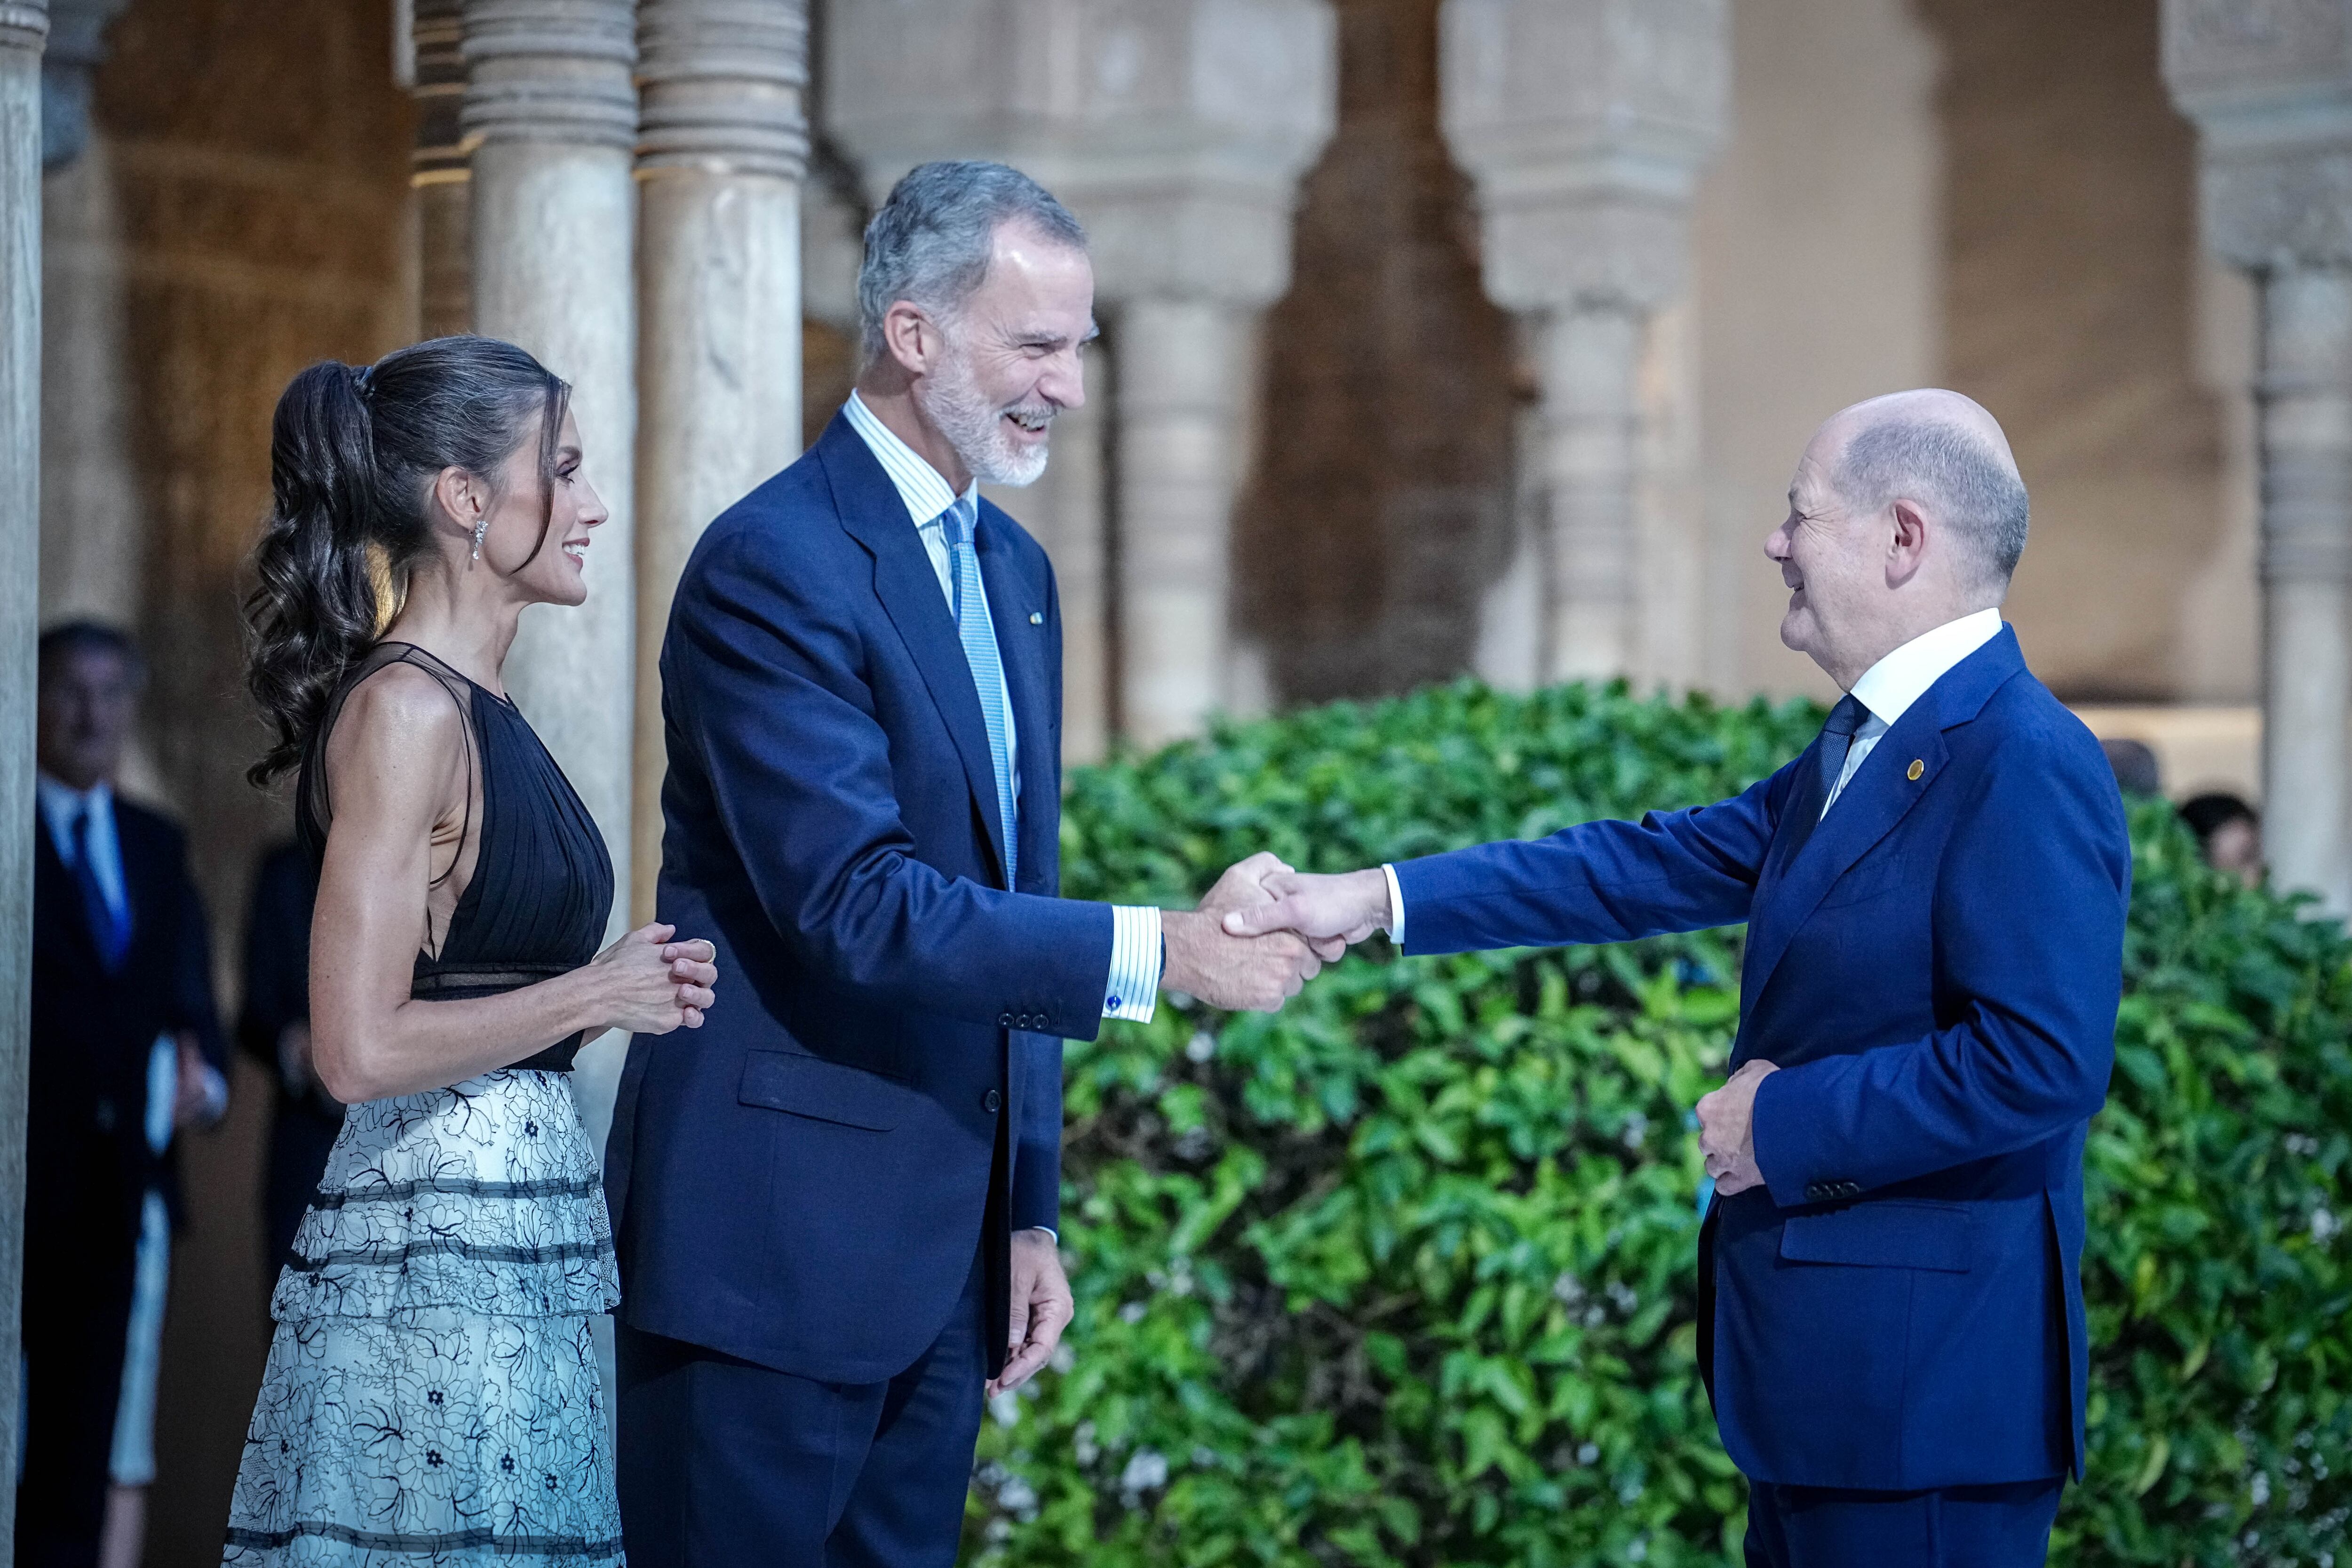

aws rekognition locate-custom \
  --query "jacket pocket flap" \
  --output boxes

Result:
[738,1051,912,1132]
[1780,1201,1971,1272]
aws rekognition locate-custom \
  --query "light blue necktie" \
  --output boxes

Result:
[943,495,1019,888]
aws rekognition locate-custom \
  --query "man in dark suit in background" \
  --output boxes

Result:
[20,621,228,1568]
[606,162,1328,1565]
[1234,391,2130,1568]
[238,839,340,1275]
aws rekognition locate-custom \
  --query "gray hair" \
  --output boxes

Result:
[856,161,1087,362]
[1835,417,2031,583]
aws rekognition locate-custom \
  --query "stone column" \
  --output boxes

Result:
[1115,300,1254,743]
[0,0,45,1528]
[2165,0,2352,912]
[410,0,471,339]
[464,0,638,917]
[1442,0,1726,684]
[632,0,807,921]
[823,0,1336,747]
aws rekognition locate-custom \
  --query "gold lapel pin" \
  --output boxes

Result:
[1029,612,1043,625]
[1907,759,1925,781]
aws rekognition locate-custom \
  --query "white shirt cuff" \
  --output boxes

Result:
[1103,905,1161,1023]
[1382,863,1406,948]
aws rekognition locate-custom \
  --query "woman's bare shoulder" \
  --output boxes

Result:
[323,660,470,799]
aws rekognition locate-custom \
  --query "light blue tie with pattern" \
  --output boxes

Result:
[943,494,1019,888]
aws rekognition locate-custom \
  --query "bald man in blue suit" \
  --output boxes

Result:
[1232,391,2130,1568]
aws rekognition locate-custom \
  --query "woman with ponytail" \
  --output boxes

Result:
[223,336,716,1565]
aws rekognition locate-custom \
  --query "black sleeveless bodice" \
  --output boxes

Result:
[294,643,615,1071]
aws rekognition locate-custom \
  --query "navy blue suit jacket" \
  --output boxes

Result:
[605,414,1114,1385]
[1392,629,2127,1490]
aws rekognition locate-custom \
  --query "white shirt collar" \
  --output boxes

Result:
[1846,608,2006,729]
[843,391,976,531]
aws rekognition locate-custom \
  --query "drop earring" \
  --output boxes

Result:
[471,515,488,563]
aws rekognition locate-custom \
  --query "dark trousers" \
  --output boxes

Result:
[616,1251,988,1568]
[15,1240,137,1568]
[1746,1477,2064,1568]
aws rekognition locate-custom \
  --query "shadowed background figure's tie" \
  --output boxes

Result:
[71,803,130,971]
[944,493,1019,888]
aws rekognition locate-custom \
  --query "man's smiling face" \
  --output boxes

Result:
[1764,418,1881,682]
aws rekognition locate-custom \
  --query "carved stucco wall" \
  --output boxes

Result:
[1235,0,1518,706]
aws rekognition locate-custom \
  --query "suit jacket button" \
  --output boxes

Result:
[984,1089,1002,1113]
[1804,1182,1826,1202]
[999,1013,1013,1027]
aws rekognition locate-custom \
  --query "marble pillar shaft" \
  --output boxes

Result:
[633,0,807,921]
[412,0,469,340]
[1117,298,1251,748]
[2257,265,2352,913]
[1532,303,1641,683]
[464,0,639,935]
[0,0,44,1530]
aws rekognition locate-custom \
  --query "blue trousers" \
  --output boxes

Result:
[1745,1478,2064,1568]
[614,1251,988,1568]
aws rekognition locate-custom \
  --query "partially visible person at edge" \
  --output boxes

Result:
[238,837,338,1277]
[1232,390,2130,1568]
[605,160,1330,1564]
[219,334,719,1565]
[22,619,229,1568]
[2179,791,2262,887]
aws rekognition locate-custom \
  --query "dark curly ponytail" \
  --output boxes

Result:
[243,335,569,785]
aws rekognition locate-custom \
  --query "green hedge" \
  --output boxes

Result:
[966,679,2352,1568]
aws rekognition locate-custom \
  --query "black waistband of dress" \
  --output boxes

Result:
[410,963,586,1072]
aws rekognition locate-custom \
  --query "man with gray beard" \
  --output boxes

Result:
[605,162,1329,1563]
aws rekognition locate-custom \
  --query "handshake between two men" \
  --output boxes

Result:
[1160,854,1777,1199]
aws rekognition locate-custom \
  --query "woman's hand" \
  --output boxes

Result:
[588,922,718,1035]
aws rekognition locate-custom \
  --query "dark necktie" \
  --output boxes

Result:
[1816,693,1873,817]
[1777,694,1873,866]
[71,804,130,971]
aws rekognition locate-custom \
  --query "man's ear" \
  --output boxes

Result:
[1886,498,1930,587]
[881,301,939,378]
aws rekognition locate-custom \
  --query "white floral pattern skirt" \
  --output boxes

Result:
[223,1070,623,1566]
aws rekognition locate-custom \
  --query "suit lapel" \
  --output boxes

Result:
[817,415,1013,887]
[976,503,1053,894]
[1744,627,2026,1006]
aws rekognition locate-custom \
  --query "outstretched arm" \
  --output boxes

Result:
[669,529,1320,1035]
[1225,762,1796,951]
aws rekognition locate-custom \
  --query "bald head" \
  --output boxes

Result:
[1822,390,2028,589]
[1767,389,2028,690]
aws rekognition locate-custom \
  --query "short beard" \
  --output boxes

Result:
[916,332,1055,489]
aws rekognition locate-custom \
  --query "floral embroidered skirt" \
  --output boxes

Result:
[223,1070,623,1566]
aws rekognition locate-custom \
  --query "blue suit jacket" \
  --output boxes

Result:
[1393,629,2128,1490]
[604,414,1113,1385]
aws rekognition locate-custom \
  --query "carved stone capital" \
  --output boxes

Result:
[462,0,639,151]
[413,0,469,182]
[36,0,126,169]
[2163,0,2352,268]
[636,0,809,179]
[823,0,1336,307]
[0,0,47,54]
[1440,0,1727,315]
